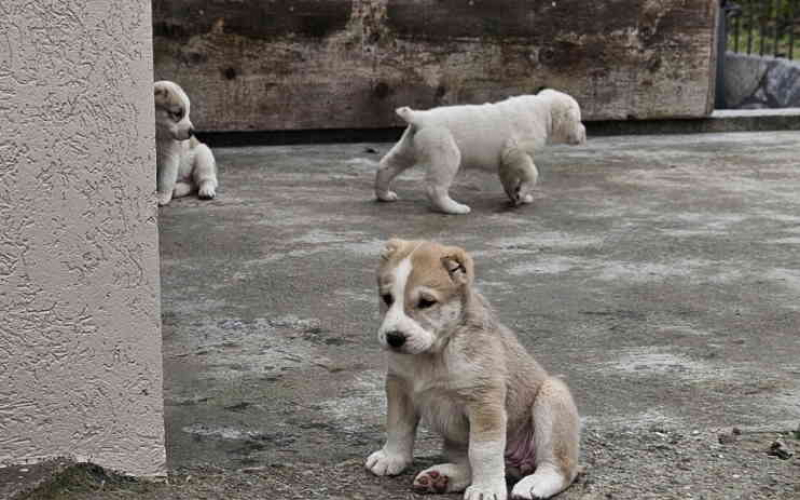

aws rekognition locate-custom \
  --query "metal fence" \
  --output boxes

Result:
[725,0,800,59]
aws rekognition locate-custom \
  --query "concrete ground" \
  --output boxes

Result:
[14,130,800,499]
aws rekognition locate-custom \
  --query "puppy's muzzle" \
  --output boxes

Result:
[385,331,407,349]
[571,125,587,145]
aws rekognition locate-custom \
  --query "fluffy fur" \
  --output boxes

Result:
[366,239,581,500]
[154,80,218,206]
[374,89,586,214]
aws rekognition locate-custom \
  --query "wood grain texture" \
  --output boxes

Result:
[153,0,718,132]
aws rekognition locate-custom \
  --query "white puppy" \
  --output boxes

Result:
[366,239,581,500]
[375,89,586,214]
[154,80,218,206]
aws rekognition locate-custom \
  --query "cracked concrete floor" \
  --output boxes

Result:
[156,131,800,499]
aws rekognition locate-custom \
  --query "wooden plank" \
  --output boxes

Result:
[153,0,719,132]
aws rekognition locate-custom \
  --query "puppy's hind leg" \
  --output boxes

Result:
[375,126,416,202]
[499,141,538,206]
[416,127,470,215]
[192,143,218,199]
[510,377,580,500]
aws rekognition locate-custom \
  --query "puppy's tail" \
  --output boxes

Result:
[395,106,420,127]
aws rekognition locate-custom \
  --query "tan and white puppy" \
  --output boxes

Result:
[366,239,581,500]
[375,89,586,214]
[154,80,218,206]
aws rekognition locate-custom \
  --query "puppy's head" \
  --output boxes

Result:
[154,80,194,141]
[376,239,474,355]
[540,89,586,146]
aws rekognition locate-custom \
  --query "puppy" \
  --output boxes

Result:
[374,89,586,214]
[366,239,580,500]
[154,80,218,206]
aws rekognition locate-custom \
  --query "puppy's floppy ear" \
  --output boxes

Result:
[441,246,474,286]
[154,83,169,107]
[381,238,406,261]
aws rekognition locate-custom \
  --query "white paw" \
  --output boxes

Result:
[365,449,410,476]
[520,193,534,204]
[198,184,216,199]
[157,191,172,206]
[464,480,507,500]
[510,469,566,499]
[438,202,471,215]
[377,190,399,202]
[413,463,471,493]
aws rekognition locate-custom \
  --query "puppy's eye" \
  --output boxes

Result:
[171,108,184,120]
[382,294,393,307]
[418,297,437,309]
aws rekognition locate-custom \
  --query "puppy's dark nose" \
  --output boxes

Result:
[385,332,406,348]
[187,127,194,138]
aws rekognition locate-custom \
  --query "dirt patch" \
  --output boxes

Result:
[16,428,800,500]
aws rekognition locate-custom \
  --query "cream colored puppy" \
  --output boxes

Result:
[375,89,586,214]
[154,80,218,206]
[366,239,581,500]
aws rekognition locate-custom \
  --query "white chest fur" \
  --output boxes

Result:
[389,354,472,445]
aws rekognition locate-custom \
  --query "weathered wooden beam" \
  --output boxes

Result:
[153,0,719,132]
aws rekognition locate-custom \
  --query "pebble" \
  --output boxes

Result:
[767,438,794,460]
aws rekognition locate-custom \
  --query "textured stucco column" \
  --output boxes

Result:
[0,1,166,476]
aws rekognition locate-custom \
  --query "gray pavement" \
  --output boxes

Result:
[154,131,800,498]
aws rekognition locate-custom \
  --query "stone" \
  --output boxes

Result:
[767,438,794,460]
[764,60,800,107]
[723,52,771,108]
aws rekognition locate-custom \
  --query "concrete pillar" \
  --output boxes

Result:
[0,0,165,476]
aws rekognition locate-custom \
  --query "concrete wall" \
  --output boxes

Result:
[0,0,165,476]
[153,0,719,132]
[723,51,800,109]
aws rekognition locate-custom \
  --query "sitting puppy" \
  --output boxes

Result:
[366,239,581,500]
[154,80,218,206]
[375,89,586,214]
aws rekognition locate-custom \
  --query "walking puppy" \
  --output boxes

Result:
[375,89,586,214]
[366,239,580,500]
[154,80,218,206]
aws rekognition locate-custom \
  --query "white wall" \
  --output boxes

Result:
[0,0,165,476]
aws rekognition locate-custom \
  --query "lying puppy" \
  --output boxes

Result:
[154,80,218,206]
[366,239,580,500]
[375,89,586,214]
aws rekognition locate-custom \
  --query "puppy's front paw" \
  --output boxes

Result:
[376,190,399,202]
[436,202,471,215]
[198,183,216,199]
[157,191,173,206]
[365,449,410,476]
[465,480,507,500]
